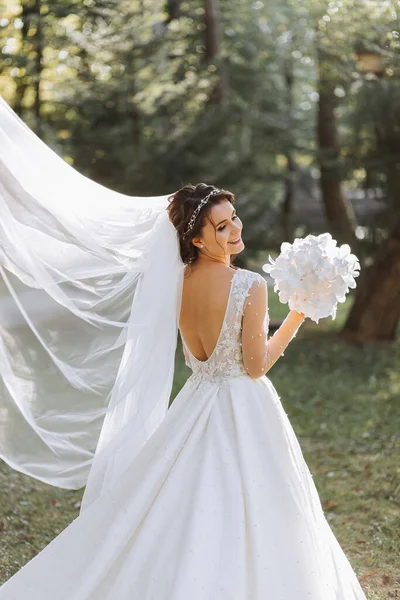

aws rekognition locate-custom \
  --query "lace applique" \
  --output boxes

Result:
[180,268,305,384]
[180,269,265,385]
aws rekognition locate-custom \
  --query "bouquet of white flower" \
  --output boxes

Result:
[262,233,360,323]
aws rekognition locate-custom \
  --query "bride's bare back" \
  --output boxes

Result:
[175,196,305,374]
[179,265,238,362]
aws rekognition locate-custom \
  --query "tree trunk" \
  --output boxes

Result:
[13,0,43,132]
[281,56,296,242]
[165,0,181,23]
[282,151,296,242]
[342,215,400,341]
[13,0,31,117]
[317,45,358,246]
[32,0,43,136]
[204,0,227,104]
[341,78,400,341]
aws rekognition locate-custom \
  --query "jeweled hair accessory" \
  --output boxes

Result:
[183,189,220,238]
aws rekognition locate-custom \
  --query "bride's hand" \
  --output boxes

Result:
[293,310,306,321]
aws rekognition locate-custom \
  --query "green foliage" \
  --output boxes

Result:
[1,0,400,267]
[0,0,317,249]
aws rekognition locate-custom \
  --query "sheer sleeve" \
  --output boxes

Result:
[241,276,305,379]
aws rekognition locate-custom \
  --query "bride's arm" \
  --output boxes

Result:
[241,276,305,379]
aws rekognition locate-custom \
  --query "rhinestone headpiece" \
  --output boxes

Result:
[183,189,220,239]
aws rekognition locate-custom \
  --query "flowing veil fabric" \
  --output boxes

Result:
[0,96,185,512]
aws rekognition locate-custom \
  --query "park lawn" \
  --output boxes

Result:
[1,290,399,599]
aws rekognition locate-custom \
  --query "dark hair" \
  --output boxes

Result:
[167,183,237,266]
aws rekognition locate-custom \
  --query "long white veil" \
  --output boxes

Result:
[0,96,185,512]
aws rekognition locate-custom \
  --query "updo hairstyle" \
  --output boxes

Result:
[167,183,236,265]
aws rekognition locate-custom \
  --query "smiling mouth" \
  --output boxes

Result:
[228,236,242,244]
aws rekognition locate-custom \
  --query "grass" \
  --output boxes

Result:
[1,289,399,598]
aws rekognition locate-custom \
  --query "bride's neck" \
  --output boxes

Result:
[195,252,230,267]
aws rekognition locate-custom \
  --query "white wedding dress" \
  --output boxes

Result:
[0,267,367,600]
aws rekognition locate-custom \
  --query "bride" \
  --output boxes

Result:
[0,98,367,598]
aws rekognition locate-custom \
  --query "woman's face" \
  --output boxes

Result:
[192,199,244,258]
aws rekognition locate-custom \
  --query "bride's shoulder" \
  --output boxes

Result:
[235,267,265,284]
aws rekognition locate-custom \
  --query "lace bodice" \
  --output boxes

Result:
[179,268,267,386]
